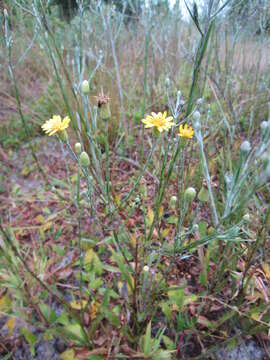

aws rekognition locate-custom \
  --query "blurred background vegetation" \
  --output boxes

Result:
[0,0,269,148]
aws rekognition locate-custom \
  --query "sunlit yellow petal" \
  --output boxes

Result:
[41,115,70,137]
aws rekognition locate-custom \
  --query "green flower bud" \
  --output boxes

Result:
[184,187,196,202]
[198,187,209,202]
[207,226,215,235]
[261,121,268,132]
[192,224,199,232]
[169,195,177,208]
[261,121,269,140]
[193,111,201,122]
[80,151,90,167]
[81,80,89,94]
[197,98,204,106]
[240,140,251,155]
[165,77,170,88]
[59,129,68,142]
[193,111,201,131]
[134,196,140,204]
[75,142,82,154]
[243,213,250,222]
[100,103,111,121]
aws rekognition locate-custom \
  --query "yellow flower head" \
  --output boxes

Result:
[142,111,174,133]
[41,115,70,136]
[178,124,194,139]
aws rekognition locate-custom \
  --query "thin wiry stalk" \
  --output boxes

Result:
[194,123,219,227]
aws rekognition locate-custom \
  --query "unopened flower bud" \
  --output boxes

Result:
[261,121,268,132]
[193,111,201,131]
[100,103,111,121]
[243,213,250,222]
[193,111,201,122]
[240,140,251,155]
[75,142,82,154]
[81,80,89,94]
[184,187,196,202]
[192,224,199,232]
[261,121,269,139]
[198,186,209,202]
[80,151,90,167]
[134,196,140,204]
[165,77,170,88]
[4,9,8,18]
[197,98,203,106]
[207,226,215,235]
[169,195,177,208]
[225,173,233,188]
[143,265,150,272]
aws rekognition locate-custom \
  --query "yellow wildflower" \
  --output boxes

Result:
[178,124,194,139]
[41,115,70,136]
[142,111,174,133]
[90,301,100,319]
[70,300,88,310]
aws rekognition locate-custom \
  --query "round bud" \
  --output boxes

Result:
[207,226,215,235]
[184,187,196,202]
[75,142,82,154]
[198,186,209,202]
[193,111,201,122]
[80,151,90,167]
[197,98,204,106]
[240,140,251,155]
[225,173,233,186]
[261,121,269,139]
[134,196,140,204]
[243,213,250,222]
[165,77,170,88]
[169,195,177,208]
[192,224,199,232]
[261,121,268,131]
[81,80,90,94]
[143,265,150,272]
[193,111,201,131]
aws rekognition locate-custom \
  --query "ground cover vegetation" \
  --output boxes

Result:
[0,0,270,358]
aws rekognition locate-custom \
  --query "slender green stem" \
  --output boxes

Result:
[194,126,219,227]
[116,137,158,211]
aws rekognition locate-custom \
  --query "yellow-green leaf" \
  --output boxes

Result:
[60,349,76,360]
